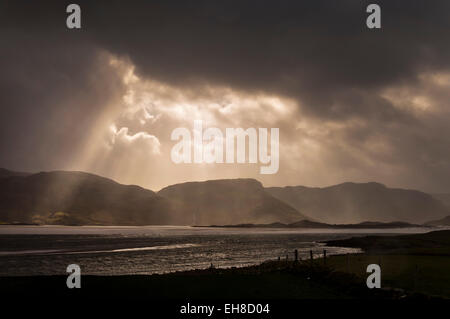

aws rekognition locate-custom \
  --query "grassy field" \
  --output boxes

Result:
[323,230,450,298]
[325,254,450,298]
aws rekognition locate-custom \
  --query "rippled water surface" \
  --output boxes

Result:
[0,225,432,276]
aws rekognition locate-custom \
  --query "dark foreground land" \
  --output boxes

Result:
[0,260,435,300]
[0,230,449,301]
[324,229,450,298]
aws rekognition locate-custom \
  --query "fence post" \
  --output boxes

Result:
[323,249,327,265]
[294,249,298,262]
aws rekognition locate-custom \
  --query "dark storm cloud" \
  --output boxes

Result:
[4,0,450,118]
[87,0,450,120]
[1,0,450,192]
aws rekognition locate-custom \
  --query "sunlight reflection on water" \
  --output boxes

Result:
[0,225,438,276]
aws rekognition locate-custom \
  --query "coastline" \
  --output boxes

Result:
[0,230,449,300]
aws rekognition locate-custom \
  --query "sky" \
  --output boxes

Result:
[1,0,450,193]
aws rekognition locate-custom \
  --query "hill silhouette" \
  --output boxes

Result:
[0,170,176,225]
[0,168,30,178]
[208,220,424,229]
[158,179,308,225]
[0,170,306,225]
[266,182,449,224]
[425,215,450,226]
[1,169,448,226]
[432,193,450,208]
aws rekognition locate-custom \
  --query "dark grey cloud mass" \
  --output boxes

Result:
[1,0,450,192]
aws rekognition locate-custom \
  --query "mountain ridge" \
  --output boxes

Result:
[0,169,176,225]
[1,168,448,226]
[206,219,426,229]
[266,182,449,224]
[0,169,307,226]
[158,178,308,225]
